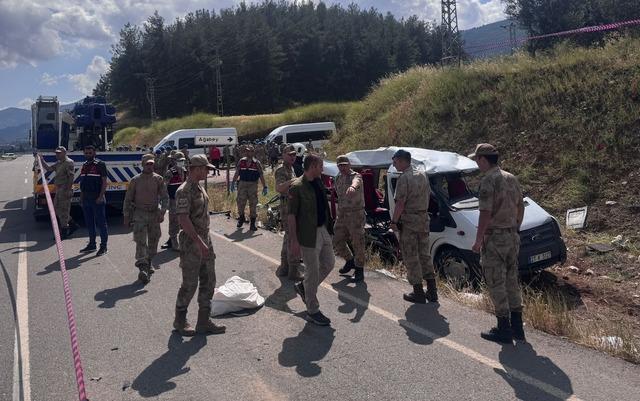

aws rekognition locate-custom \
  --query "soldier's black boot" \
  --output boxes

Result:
[195,308,226,335]
[250,218,258,231]
[161,238,172,249]
[237,215,245,228]
[403,284,426,304]
[351,267,364,283]
[426,279,439,303]
[481,316,513,344]
[173,309,196,336]
[339,258,355,275]
[511,311,526,342]
[137,262,151,285]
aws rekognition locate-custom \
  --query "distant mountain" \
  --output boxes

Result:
[0,107,30,130]
[462,19,528,58]
[0,124,29,143]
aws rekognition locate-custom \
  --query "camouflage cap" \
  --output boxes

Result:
[190,154,215,169]
[282,144,296,155]
[468,143,498,160]
[55,146,67,153]
[142,154,155,164]
[336,155,350,165]
[172,151,186,161]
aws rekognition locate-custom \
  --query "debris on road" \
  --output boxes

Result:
[606,201,618,206]
[569,266,580,274]
[566,207,588,230]
[585,269,595,276]
[611,235,629,249]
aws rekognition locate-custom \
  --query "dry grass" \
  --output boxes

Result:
[439,278,640,364]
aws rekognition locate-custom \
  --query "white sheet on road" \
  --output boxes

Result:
[210,276,265,317]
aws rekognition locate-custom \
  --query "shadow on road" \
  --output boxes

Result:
[278,322,335,377]
[331,278,370,323]
[132,332,207,398]
[37,252,96,275]
[153,248,179,268]
[496,342,574,401]
[265,276,298,314]
[399,303,450,345]
[223,227,262,242]
[94,281,148,308]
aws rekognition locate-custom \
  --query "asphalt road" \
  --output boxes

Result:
[1,155,639,401]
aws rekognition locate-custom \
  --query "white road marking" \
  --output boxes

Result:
[24,178,28,184]
[211,230,584,401]
[22,197,27,211]
[13,233,31,401]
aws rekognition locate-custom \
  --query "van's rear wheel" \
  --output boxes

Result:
[434,247,481,288]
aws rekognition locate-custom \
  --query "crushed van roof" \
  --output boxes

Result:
[326,147,478,175]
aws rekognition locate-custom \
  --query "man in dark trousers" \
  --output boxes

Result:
[79,145,108,256]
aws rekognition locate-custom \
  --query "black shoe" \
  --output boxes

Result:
[60,227,70,240]
[481,317,513,344]
[403,284,426,304]
[80,243,97,253]
[250,218,257,231]
[306,311,331,326]
[138,270,150,285]
[350,267,364,283]
[160,238,172,249]
[339,259,355,275]
[294,282,306,304]
[68,223,77,234]
[511,311,526,342]
[425,279,439,303]
[96,246,108,256]
[237,215,245,228]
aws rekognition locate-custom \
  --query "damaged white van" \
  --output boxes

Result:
[324,147,567,283]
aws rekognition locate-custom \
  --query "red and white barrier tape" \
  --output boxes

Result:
[37,158,88,401]
[467,18,640,54]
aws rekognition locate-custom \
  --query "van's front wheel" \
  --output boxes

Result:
[434,247,481,287]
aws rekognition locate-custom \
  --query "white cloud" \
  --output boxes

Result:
[0,0,504,69]
[40,73,59,86]
[385,0,506,29]
[66,56,110,95]
[17,97,34,109]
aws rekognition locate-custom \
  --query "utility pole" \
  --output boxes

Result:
[441,0,461,67]
[144,77,157,121]
[501,21,517,55]
[214,48,224,117]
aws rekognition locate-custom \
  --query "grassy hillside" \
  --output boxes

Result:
[113,102,354,146]
[329,37,640,235]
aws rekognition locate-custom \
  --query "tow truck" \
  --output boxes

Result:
[31,96,145,219]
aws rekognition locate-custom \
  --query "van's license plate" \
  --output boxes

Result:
[530,251,552,264]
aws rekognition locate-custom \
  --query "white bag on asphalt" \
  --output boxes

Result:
[210,276,265,317]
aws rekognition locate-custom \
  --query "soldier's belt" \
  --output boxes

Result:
[135,206,161,212]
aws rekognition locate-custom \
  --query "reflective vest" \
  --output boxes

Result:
[238,158,261,182]
[167,167,185,199]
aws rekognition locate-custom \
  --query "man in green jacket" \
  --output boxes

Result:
[288,153,335,326]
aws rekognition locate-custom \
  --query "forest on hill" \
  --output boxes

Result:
[96,1,447,119]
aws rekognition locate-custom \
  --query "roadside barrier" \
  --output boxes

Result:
[37,158,88,401]
[467,18,640,55]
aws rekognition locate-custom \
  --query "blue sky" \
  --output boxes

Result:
[0,0,506,110]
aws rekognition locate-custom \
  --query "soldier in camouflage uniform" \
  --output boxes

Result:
[39,146,76,238]
[333,155,366,283]
[162,151,187,251]
[231,145,268,231]
[469,143,525,343]
[274,144,303,280]
[390,149,438,304]
[173,154,225,336]
[124,154,169,284]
